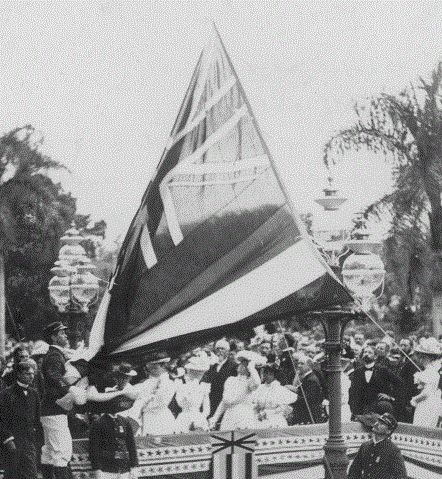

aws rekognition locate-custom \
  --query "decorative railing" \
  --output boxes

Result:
[71,422,442,479]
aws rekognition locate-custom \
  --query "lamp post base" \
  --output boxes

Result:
[324,439,349,479]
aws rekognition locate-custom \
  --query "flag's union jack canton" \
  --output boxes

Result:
[89,26,351,360]
[211,431,257,479]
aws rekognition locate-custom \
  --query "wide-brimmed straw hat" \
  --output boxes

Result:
[414,337,442,357]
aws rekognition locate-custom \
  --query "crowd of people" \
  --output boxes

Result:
[0,319,441,478]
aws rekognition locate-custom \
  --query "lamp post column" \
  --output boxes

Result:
[321,312,351,479]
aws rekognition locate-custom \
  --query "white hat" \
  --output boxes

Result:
[292,351,310,364]
[185,353,211,371]
[414,337,442,356]
[214,339,230,350]
[235,350,267,366]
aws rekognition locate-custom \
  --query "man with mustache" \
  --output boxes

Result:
[349,345,404,418]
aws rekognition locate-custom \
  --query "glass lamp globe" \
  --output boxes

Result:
[61,227,84,245]
[70,273,99,312]
[342,252,385,298]
[48,276,71,312]
[59,244,87,264]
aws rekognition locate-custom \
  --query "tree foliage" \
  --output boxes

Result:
[324,62,442,250]
[323,62,442,332]
[0,125,110,341]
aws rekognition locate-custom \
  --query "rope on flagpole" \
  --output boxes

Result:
[277,320,317,425]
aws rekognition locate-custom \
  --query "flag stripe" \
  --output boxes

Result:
[113,238,325,352]
[140,224,157,268]
[226,454,232,479]
[112,205,298,349]
[245,452,253,479]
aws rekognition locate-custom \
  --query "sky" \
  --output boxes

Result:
[1,1,441,248]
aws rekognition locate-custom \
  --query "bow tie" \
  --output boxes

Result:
[364,366,374,370]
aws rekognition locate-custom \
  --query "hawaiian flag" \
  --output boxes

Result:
[211,431,257,479]
[89,26,352,360]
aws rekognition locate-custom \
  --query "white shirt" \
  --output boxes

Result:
[364,362,375,382]
[17,381,29,395]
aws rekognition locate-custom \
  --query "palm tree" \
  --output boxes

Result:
[323,62,442,337]
[0,125,75,356]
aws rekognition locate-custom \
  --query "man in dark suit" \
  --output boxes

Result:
[348,412,407,479]
[349,345,404,418]
[39,321,73,479]
[0,359,43,479]
[390,342,420,423]
[201,339,237,420]
[289,353,325,425]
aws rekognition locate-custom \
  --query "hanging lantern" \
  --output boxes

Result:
[314,177,347,211]
[341,252,385,298]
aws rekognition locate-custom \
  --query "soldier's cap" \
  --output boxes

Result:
[43,321,68,337]
[376,412,398,431]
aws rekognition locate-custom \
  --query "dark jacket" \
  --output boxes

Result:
[89,414,138,473]
[0,383,42,446]
[40,346,70,416]
[290,370,325,425]
[394,356,420,422]
[349,364,404,416]
[348,437,407,479]
[202,357,237,417]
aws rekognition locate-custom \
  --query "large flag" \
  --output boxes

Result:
[90,26,352,360]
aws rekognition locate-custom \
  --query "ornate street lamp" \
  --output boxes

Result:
[314,186,385,479]
[48,225,100,345]
[313,178,349,267]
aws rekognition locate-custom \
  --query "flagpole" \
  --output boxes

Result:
[215,25,350,479]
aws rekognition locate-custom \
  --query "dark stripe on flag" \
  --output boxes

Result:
[226,454,232,479]
[245,452,253,479]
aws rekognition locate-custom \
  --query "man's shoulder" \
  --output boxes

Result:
[42,346,65,362]
[0,384,14,398]
[381,437,401,452]
[350,365,365,377]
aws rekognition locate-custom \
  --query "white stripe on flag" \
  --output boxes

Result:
[159,182,184,246]
[140,224,158,268]
[87,290,111,358]
[113,238,326,353]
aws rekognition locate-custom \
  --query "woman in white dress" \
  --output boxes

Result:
[249,364,297,428]
[411,337,442,428]
[118,357,177,436]
[209,350,266,431]
[139,358,177,436]
[174,353,211,433]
